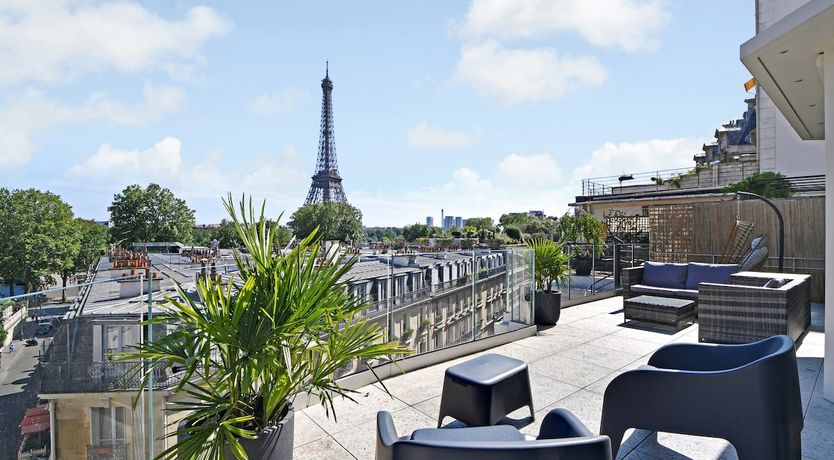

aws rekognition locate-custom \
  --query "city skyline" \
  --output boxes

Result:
[2,1,755,226]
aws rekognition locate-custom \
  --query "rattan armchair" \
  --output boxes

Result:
[698,271,811,343]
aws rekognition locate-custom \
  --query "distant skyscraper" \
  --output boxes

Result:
[455,217,463,229]
[426,216,434,227]
[304,62,348,206]
[443,216,455,230]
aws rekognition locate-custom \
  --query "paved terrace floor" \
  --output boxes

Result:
[293,297,832,460]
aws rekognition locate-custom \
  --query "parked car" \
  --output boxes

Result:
[25,338,38,347]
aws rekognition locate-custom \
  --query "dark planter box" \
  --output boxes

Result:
[574,257,593,276]
[235,405,295,459]
[181,404,295,459]
[535,291,561,325]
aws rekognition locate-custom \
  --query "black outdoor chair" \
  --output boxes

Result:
[600,334,802,460]
[376,408,612,460]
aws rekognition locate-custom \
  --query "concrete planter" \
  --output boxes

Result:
[232,406,295,460]
[534,291,561,326]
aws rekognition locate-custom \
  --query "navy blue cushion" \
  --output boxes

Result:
[642,262,688,289]
[685,262,739,290]
[411,425,525,442]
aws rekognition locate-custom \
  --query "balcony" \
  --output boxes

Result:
[576,165,824,203]
[39,361,181,394]
[293,297,832,459]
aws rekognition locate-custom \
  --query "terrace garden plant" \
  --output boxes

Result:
[119,195,409,459]
[527,238,570,325]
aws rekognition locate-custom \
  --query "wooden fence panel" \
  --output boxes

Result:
[650,196,825,302]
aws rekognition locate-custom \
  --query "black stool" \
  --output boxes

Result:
[437,353,534,427]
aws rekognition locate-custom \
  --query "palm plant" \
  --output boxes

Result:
[118,195,410,459]
[527,238,569,292]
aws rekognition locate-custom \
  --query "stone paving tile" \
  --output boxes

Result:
[487,341,553,364]
[567,317,624,335]
[624,432,738,459]
[293,436,355,460]
[303,384,407,435]
[558,343,643,371]
[293,411,329,447]
[611,325,678,344]
[371,362,448,406]
[293,297,832,459]
[514,331,588,353]
[333,406,435,460]
[536,322,612,342]
[528,354,613,388]
[589,334,662,356]
[801,418,834,460]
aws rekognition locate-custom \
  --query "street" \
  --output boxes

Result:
[0,320,46,459]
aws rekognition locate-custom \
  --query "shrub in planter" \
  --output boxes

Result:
[526,238,570,326]
[118,195,410,459]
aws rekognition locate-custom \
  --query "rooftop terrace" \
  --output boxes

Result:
[291,297,831,460]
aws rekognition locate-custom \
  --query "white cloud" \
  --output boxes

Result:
[570,138,705,182]
[458,0,670,52]
[68,136,183,179]
[0,84,184,168]
[248,88,307,117]
[498,153,562,187]
[406,122,482,148]
[454,41,607,105]
[355,139,704,226]
[66,138,309,209]
[0,2,230,85]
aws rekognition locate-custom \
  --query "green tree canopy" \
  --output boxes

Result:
[108,183,195,246]
[402,223,439,241]
[556,213,606,245]
[499,213,535,228]
[504,225,522,242]
[289,201,363,242]
[0,189,78,292]
[464,217,494,231]
[213,219,241,248]
[722,172,794,198]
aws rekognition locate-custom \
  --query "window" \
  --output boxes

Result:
[91,406,127,446]
[103,325,138,358]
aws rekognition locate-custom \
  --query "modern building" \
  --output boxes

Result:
[443,216,456,231]
[455,217,463,229]
[426,216,434,227]
[527,210,546,219]
[740,0,834,402]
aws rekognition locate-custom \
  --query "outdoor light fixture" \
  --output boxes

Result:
[618,174,634,183]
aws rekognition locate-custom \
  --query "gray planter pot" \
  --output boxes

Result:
[233,405,295,460]
[535,291,561,326]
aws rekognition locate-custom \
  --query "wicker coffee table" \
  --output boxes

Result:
[624,295,695,331]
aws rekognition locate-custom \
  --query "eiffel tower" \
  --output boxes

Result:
[304,62,348,206]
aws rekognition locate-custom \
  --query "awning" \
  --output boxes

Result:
[19,409,50,436]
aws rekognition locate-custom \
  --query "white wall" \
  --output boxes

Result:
[757,0,826,177]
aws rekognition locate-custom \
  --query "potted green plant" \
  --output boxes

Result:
[526,238,570,325]
[118,195,409,459]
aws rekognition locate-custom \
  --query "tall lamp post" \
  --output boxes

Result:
[734,191,784,272]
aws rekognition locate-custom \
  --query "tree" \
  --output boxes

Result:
[504,225,522,242]
[108,183,195,246]
[499,213,535,228]
[289,201,363,243]
[464,217,494,232]
[0,189,78,293]
[213,219,242,248]
[722,172,794,198]
[57,219,107,302]
[402,223,438,242]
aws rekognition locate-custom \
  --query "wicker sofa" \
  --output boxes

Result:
[698,271,811,344]
[622,262,739,305]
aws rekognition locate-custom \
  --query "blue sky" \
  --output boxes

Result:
[2,1,755,226]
